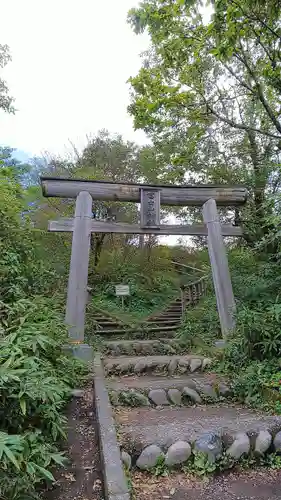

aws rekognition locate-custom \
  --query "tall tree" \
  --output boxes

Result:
[31,131,161,265]
[0,44,14,113]
[127,0,281,243]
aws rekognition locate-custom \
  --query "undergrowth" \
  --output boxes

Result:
[0,168,91,498]
[88,246,194,322]
[0,297,87,499]
[179,248,281,412]
[126,451,281,500]
[150,450,281,478]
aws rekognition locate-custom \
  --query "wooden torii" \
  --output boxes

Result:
[40,177,247,361]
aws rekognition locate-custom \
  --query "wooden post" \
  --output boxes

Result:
[187,286,192,305]
[192,284,196,304]
[180,288,185,318]
[203,199,236,338]
[65,191,93,343]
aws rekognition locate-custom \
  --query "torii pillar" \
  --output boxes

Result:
[64,191,93,361]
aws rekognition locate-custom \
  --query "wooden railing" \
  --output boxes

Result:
[173,261,208,318]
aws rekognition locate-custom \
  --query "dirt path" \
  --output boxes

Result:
[44,385,103,500]
[132,469,281,500]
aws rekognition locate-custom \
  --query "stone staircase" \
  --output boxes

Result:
[103,354,281,475]
[90,261,206,343]
[92,277,207,359]
[94,275,281,476]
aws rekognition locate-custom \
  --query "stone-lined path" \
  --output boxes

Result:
[93,275,281,495]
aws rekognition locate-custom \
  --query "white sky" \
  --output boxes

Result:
[0,0,149,157]
[0,0,192,246]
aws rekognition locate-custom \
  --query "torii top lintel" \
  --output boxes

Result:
[40,177,247,207]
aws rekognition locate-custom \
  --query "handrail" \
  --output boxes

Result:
[171,260,207,275]
[145,262,208,322]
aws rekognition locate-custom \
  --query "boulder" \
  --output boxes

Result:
[202,358,212,370]
[134,360,148,373]
[184,379,197,390]
[190,358,202,372]
[200,384,217,400]
[182,386,202,404]
[118,362,132,374]
[255,430,272,455]
[168,358,178,375]
[165,441,191,466]
[148,389,170,406]
[226,433,250,459]
[194,433,222,463]
[121,451,132,470]
[218,383,232,397]
[136,445,164,470]
[274,431,281,452]
[168,388,182,406]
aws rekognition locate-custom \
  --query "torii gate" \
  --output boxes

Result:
[40,177,247,361]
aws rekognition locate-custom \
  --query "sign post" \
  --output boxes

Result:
[115,284,130,310]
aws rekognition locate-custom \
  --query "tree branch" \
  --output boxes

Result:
[235,46,281,135]
[206,103,281,139]
[222,62,253,93]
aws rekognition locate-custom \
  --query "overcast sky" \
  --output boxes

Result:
[0,0,149,157]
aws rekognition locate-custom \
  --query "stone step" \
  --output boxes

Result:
[96,325,180,336]
[108,372,231,407]
[165,305,182,309]
[92,314,114,319]
[94,319,122,324]
[103,330,178,340]
[115,404,281,469]
[97,323,126,329]
[104,338,186,356]
[104,354,210,376]
[147,315,182,321]
[163,309,182,314]
[147,325,180,332]
[95,328,136,335]
[146,319,181,324]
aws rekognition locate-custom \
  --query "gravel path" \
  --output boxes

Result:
[43,385,103,500]
[132,469,281,500]
[116,404,281,448]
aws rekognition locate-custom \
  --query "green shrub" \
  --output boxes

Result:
[0,297,87,499]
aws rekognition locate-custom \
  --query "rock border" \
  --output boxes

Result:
[109,380,232,407]
[93,354,130,500]
[104,339,186,356]
[120,423,281,471]
[104,355,211,376]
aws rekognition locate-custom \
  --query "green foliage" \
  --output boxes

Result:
[0,297,87,499]
[0,162,57,302]
[149,449,281,479]
[180,294,219,349]
[0,44,14,113]
[118,391,144,407]
[90,246,183,320]
[127,0,281,244]
[178,243,281,408]
[0,152,87,498]
[182,450,281,476]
